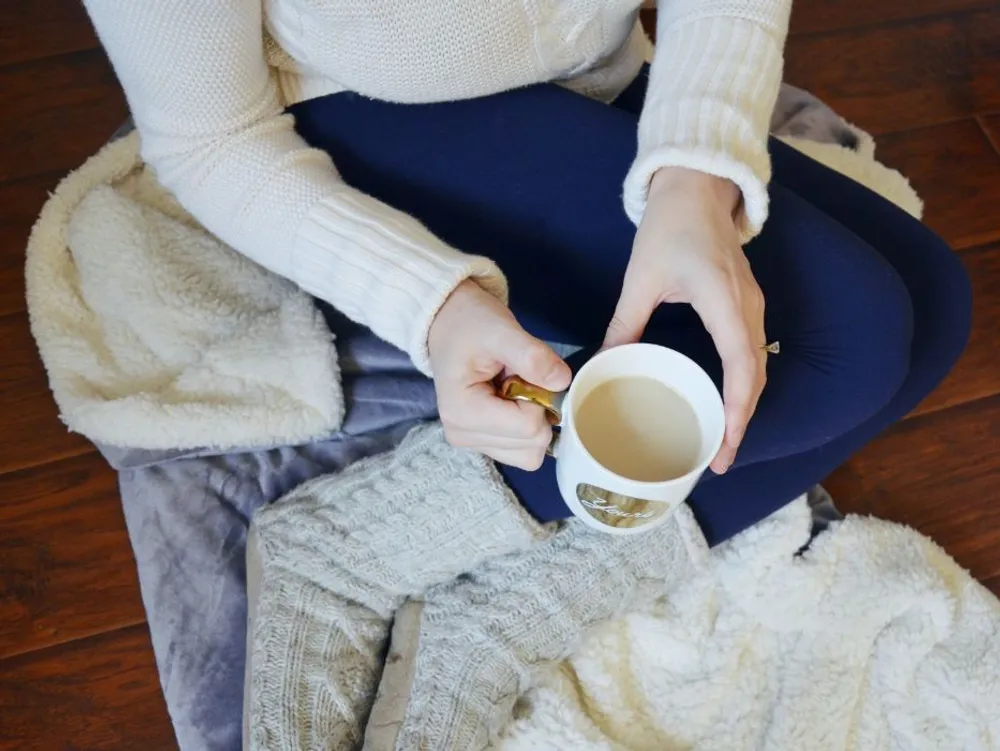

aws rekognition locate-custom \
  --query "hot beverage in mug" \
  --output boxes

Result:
[574,375,702,483]
[500,343,724,534]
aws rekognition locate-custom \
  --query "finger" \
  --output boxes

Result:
[691,290,759,474]
[602,273,658,350]
[444,425,553,454]
[492,327,571,392]
[440,382,551,441]
[481,445,549,471]
[743,286,769,427]
[746,318,768,424]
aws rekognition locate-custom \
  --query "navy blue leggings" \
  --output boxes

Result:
[290,72,971,546]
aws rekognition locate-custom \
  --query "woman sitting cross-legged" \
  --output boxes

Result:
[83,0,972,747]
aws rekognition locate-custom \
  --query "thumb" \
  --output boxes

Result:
[496,325,571,392]
[603,277,657,350]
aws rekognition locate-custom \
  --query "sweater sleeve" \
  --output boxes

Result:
[82,0,506,374]
[624,0,792,242]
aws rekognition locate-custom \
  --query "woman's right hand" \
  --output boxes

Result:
[428,280,572,470]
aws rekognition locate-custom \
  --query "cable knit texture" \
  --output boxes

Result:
[82,0,789,372]
[362,512,707,750]
[245,423,550,751]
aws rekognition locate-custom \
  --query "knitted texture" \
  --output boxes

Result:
[623,0,792,242]
[246,423,550,751]
[363,512,707,750]
[82,0,788,372]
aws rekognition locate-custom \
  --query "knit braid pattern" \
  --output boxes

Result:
[247,422,550,751]
[379,513,703,750]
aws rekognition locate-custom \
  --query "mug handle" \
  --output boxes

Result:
[497,376,675,532]
[497,376,564,425]
[497,375,565,456]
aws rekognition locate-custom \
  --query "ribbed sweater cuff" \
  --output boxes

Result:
[624,14,785,243]
[292,190,508,374]
[626,146,768,244]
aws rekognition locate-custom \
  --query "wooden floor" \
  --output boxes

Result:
[1,1,999,748]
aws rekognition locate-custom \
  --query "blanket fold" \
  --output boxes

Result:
[25,133,344,452]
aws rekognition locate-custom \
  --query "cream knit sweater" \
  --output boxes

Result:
[83,0,790,372]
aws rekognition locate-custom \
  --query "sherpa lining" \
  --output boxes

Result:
[25,132,343,452]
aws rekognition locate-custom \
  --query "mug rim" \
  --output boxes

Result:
[564,342,726,488]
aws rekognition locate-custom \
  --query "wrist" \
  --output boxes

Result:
[428,279,492,355]
[649,167,741,217]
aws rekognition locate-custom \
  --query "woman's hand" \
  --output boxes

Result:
[428,280,572,470]
[603,167,767,474]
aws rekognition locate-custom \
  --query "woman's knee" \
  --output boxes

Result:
[768,138,971,374]
[835,237,914,411]
[905,229,972,368]
[756,188,915,413]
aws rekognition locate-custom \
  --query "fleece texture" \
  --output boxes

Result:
[498,498,1000,750]
[25,132,343,451]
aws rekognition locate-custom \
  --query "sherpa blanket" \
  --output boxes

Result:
[502,497,1000,750]
[26,84,996,751]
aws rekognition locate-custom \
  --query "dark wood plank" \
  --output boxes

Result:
[785,9,1000,135]
[0,312,95,474]
[912,244,1000,417]
[0,174,63,317]
[826,396,1000,590]
[789,0,997,36]
[0,453,145,660]
[980,112,1000,154]
[0,0,99,67]
[0,626,175,751]
[876,120,1000,250]
[0,49,127,183]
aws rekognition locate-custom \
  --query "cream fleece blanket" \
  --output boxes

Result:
[501,497,1000,750]
[25,132,343,452]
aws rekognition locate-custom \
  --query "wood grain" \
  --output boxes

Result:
[0,453,145,660]
[876,120,1000,250]
[0,174,63,317]
[913,244,1000,417]
[789,0,997,36]
[980,112,1000,154]
[0,49,128,183]
[785,9,1000,135]
[0,0,100,67]
[0,626,175,751]
[826,395,1000,589]
[0,313,94,474]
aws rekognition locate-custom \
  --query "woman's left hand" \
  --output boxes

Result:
[603,167,767,474]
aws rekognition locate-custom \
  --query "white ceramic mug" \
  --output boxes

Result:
[500,343,725,535]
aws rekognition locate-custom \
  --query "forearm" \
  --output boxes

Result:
[625,0,792,241]
[83,0,506,373]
